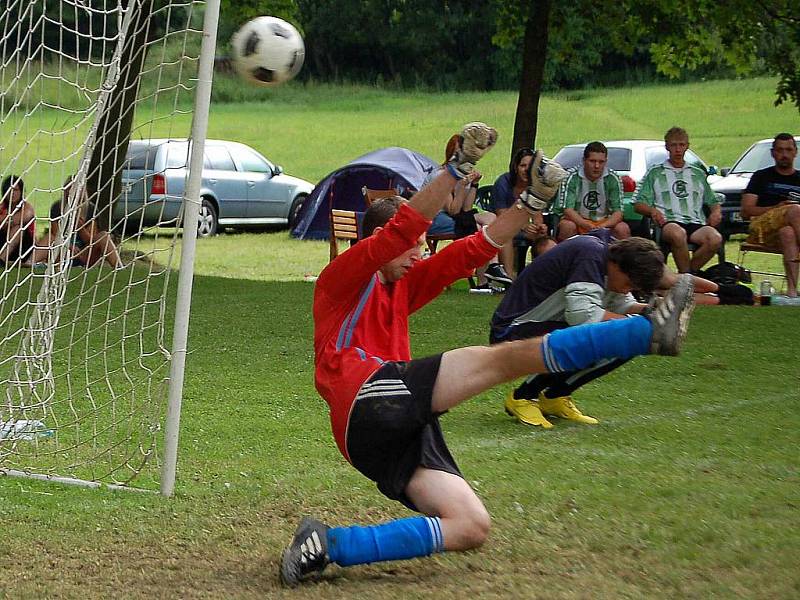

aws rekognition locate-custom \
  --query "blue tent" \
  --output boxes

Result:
[291,146,438,240]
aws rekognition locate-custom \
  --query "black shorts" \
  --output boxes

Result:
[346,354,461,511]
[663,221,706,240]
[489,320,567,345]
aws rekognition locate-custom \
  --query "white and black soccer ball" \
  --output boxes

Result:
[231,17,305,86]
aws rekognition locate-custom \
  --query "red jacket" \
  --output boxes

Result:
[313,203,496,461]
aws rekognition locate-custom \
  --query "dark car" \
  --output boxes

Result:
[711,136,800,238]
[116,139,314,237]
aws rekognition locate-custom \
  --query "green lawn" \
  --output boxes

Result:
[1,78,799,598]
[2,277,798,598]
[5,76,797,216]
[204,77,797,186]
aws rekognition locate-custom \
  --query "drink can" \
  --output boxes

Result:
[760,280,772,305]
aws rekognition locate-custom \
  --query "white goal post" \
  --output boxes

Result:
[0,0,220,495]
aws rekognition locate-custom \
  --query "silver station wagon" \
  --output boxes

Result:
[116,139,314,237]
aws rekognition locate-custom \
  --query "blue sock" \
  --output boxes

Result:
[327,516,444,567]
[542,316,652,372]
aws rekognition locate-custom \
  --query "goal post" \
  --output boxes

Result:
[161,0,220,498]
[0,0,221,495]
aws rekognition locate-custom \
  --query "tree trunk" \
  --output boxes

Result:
[511,0,552,157]
[87,0,154,231]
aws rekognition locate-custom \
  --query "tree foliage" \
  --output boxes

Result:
[495,0,799,156]
[294,0,501,88]
[634,0,800,111]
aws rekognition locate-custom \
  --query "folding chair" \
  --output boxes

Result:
[329,209,360,262]
[737,240,799,284]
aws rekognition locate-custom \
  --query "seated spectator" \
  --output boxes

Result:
[741,132,800,297]
[0,175,36,267]
[557,141,630,241]
[424,136,511,288]
[32,176,123,269]
[491,147,547,277]
[633,127,722,273]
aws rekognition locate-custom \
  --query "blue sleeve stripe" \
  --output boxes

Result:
[336,275,377,351]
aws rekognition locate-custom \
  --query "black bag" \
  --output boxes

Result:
[716,283,755,305]
[699,261,752,285]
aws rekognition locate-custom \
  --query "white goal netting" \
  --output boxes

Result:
[0,0,214,491]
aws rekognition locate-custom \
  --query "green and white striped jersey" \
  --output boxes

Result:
[633,161,719,224]
[558,167,623,220]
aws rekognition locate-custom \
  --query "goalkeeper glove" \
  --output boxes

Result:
[518,150,568,213]
[446,122,497,179]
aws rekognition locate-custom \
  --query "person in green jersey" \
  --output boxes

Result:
[633,127,722,273]
[557,141,630,242]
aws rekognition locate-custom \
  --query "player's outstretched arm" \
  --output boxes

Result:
[408,122,497,221]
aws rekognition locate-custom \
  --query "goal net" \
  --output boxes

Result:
[0,0,218,493]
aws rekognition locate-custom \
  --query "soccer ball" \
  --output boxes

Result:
[231,17,305,86]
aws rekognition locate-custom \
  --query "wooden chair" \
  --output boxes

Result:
[329,209,360,262]
[425,232,456,255]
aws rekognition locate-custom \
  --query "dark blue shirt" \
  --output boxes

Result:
[490,230,635,340]
[491,172,516,211]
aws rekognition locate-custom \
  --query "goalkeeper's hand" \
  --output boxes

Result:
[446,122,497,179]
[518,150,568,213]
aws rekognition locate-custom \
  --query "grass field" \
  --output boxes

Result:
[2,78,800,598]
[205,77,797,186]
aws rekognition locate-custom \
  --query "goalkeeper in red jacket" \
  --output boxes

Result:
[281,123,696,586]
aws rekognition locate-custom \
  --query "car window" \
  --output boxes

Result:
[166,143,189,168]
[230,146,271,173]
[126,143,160,170]
[552,146,584,170]
[555,145,634,172]
[205,145,236,171]
[685,149,707,171]
[644,147,668,167]
[606,148,632,171]
[731,142,784,174]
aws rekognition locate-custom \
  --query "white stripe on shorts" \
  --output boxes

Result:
[355,379,411,400]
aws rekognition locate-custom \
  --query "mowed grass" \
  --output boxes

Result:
[5,76,797,217]
[205,77,797,186]
[1,78,799,598]
[1,279,799,599]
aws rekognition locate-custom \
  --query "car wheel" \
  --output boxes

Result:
[197,198,218,238]
[288,194,307,229]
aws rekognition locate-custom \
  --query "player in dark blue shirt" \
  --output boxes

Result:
[491,231,664,428]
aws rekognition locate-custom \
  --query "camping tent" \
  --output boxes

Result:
[291,147,438,240]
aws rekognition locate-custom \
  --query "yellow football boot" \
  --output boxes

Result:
[538,392,599,424]
[504,391,553,429]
